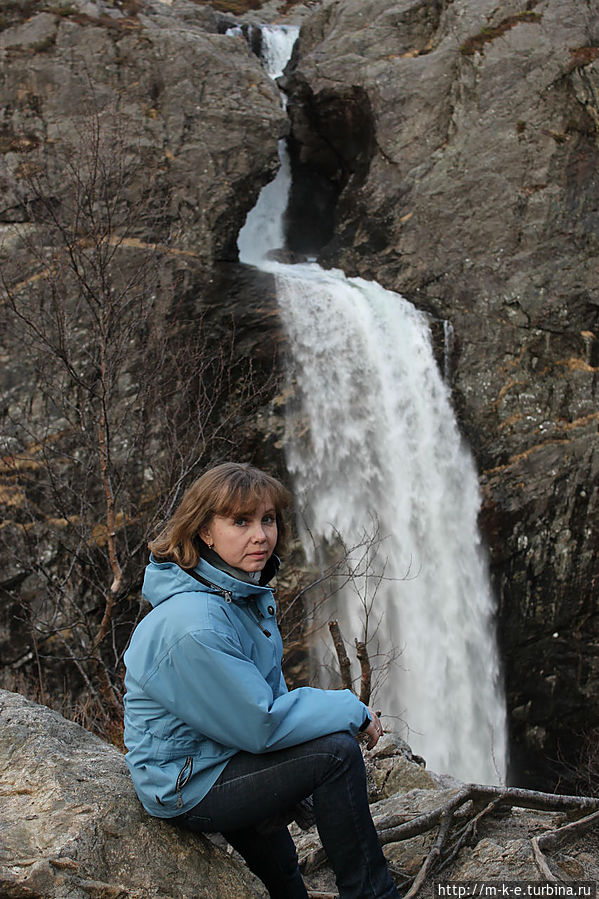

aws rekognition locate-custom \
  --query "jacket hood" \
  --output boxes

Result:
[142,553,280,612]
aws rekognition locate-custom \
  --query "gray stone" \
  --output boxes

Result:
[363,732,437,799]
[0,12,58,49]
[0,689,265,898]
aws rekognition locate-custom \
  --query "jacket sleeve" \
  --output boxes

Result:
[141,627,369,754]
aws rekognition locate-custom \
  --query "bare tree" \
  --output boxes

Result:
[278,522,409,710]
[0,104,274,739]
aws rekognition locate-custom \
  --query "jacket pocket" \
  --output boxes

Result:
[175,755,193,809]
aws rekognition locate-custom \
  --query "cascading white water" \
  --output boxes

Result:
[259,24,300,79]
[237,26,507,783]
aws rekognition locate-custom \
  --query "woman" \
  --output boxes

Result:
[124,462,399,899]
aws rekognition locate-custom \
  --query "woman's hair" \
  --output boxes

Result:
[148,462,291,568]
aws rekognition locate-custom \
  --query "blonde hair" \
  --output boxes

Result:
[149,462,291,568]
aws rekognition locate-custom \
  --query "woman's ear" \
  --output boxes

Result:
[199,527,214,548]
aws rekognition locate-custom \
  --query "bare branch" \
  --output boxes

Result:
[355,638,372,705]
[404,807,454,899]
[328,621,352,691]
[532,807,599,881]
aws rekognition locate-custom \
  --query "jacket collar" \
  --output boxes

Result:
[199,544,279,587]
[192,554,280,616]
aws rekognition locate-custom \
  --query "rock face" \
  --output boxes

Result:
[0,689,265,898]
[282,0,599,788]
[0,0,287,262]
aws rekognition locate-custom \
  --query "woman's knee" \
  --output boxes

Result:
[316,730,366,771]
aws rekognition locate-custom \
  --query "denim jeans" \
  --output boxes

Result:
[175,732,399,899]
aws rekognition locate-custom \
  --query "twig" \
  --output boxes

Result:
[531,837,557,881]
[536,807,599,851]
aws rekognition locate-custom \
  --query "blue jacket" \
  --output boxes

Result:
[123,555,370,817]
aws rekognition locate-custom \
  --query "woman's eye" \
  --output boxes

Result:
[262,515,276,525]
[234,518,247,527]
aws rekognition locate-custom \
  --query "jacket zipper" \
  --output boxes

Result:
[184,567,272,636]
[248,604,271,638]
[175,756,193,808]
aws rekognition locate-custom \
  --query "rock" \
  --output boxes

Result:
[369,754,438,799]
[0,12,58,50]
[451,836,542,880]
[265,247,311,263]
[0,689,265,898]
[363,732,437,799]
[284,0,599,789]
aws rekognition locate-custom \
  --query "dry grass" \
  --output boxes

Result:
[460,11,542,57]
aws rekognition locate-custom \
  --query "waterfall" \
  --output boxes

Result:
[237,26,507,784]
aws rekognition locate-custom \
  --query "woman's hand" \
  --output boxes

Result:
[363,707,384,750]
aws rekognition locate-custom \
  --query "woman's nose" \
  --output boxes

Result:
[252,523,267,542]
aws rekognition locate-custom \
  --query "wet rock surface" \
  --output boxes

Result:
[283,0,599,788]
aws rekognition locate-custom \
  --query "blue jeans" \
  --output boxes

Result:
[175,732,398,899]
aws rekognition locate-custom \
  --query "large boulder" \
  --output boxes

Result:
[0,689,265,898]
[283,0,599,788]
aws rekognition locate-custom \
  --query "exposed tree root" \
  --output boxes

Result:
[531,807,599,881]
[300,783,599,895]
[376,783,599,845]
[377,784,599,898]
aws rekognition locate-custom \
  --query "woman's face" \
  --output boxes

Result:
[200,498,278,572]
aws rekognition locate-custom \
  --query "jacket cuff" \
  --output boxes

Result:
[358,711,372,731]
